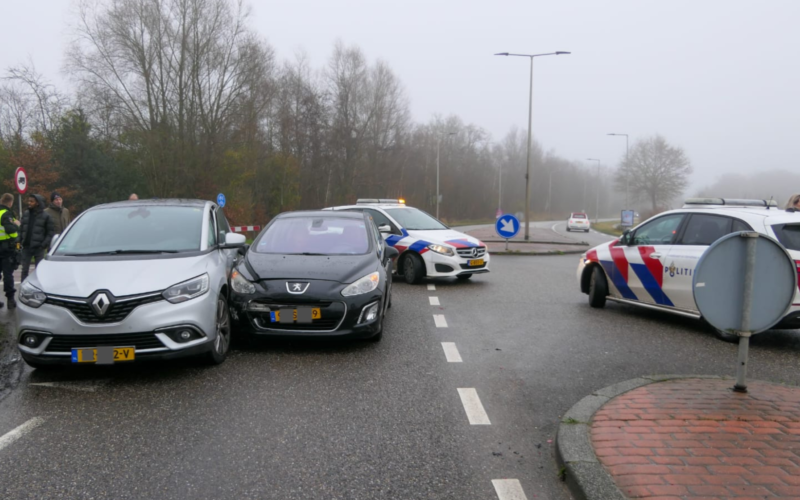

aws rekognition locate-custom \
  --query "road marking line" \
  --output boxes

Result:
[427,284,436,291]
[551,222,560,233]
[433,315,448,328]
[429,296,440,306]
[30,380,107,392]
[457,388,490,425]
[492,479,528,500]
[0,417,45,452]
[441,342,462,362]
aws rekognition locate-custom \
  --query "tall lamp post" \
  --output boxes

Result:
[495,51,570,240]
[436,131,456,219]
[607,133,629,208]
[587,158,601,223]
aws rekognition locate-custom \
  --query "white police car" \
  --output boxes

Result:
[326,199,490,284]
[577,198,800,341]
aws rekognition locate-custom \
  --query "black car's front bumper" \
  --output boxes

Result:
[230,280,385,339]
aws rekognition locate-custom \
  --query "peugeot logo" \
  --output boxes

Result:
[286,282,310,294]
[92,293,111,317]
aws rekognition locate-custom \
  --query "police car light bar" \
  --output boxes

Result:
[683,198,778,208]
[356,198,405,205]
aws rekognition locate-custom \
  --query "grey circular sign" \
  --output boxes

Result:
[693,232,797,334]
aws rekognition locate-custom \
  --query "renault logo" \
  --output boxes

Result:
[286,282,310,294]
[92,293,111,317]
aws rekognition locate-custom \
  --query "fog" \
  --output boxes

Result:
[1,0,798,203]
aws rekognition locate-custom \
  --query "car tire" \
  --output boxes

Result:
[588,266,608,308]
[205,297,232,365]
[585,229,590,233]
[566,227,571,232]
[456,274,473,280]
[402,253,425,285]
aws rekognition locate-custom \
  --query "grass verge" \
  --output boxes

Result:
[592,220,624,237]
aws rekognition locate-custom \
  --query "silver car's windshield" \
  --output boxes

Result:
[54,206,204,256]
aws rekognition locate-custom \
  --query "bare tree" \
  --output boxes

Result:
[615,135,692,210]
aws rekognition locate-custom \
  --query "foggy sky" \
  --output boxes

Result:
[1,0,798,194]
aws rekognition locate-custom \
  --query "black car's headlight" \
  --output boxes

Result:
[163,274,209,303]
[428,244,455,256]
[342,272,380,297]
[231,269,256,294]
[19,281,46,308]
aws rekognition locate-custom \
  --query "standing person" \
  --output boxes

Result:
[19,194,54,282]
[129,193,138,200]
[44,191,71,236]
[0,193,20,309]
[786,194,800,211]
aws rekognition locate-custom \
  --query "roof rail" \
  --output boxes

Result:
[683,198,778,208]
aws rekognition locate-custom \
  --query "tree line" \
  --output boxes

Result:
[0,0,691,226]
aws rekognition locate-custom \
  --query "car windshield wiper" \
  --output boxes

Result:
[61,249,180,256]
[298,252,327,256]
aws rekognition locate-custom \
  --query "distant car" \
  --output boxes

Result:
[567,212,591,232]
[577,198,800,341]
[229,211,397,342]
[17,199,245,368]
[325,199,490,284]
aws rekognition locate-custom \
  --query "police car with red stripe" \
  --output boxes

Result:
[326,199,490,284]
[577,198,800,341]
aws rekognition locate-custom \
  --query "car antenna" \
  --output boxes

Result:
[767,195,774,210]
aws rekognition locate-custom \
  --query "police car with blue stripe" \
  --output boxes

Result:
[326,199,490,284]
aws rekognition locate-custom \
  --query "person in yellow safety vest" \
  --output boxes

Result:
[0,193,21,309]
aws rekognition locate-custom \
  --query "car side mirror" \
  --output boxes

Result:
[385,246,399,259]
[621,229,632,245]
[378,224,392,234]
[221,232,246,249]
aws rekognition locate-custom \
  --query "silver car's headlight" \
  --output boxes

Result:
[342,272,380,297]
[428,244,455,256]
[231,269,256,294]
[19,281,46,308]
[163,274,209,304]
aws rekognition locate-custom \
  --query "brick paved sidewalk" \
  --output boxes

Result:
[591,378,800,499]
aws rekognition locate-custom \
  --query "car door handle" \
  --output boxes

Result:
[650,252,662,259]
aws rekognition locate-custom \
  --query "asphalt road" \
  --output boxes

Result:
[2,228,800,499]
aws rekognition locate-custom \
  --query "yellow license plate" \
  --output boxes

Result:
[469,259,484,267]
[271,308,322,322]
[71,347,135,364]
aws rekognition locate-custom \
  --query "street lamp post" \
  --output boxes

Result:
[587,158,601,223]
[495,51,570,240]
[436,131,456,220]
[608,133,629,209]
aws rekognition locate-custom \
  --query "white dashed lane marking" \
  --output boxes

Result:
[457,388,491,425]
[492,479,528,500]
[441,342,462,362]
[427,284,436,291]
[433,315,448,328]
[0,417,45,452]
[429,296,440,306]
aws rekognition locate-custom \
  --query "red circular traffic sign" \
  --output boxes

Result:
[14,167,27,194]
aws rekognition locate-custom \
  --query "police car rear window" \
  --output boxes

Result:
[772,224,800,252]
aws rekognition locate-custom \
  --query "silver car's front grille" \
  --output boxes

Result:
[456,247,486,258]
[45,293,164,324]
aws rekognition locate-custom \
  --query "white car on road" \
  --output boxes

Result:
[326,200,490,284]
[576,198,800,340]
[567,212,591,232]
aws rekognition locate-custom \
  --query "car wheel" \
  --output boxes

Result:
[402,253,425,284]
[705,320,739,343]
[456,274,473,280]
[205,297,232,365]
[566,227,571,232]
[588,266,608,308]
[585,229,590,233]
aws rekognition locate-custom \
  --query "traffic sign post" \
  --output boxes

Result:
[495,214,520,251]
[693,232,797,392]
[217,193,226,208]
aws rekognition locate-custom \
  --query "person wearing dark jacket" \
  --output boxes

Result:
[19,194,54,282]
[0,193,20,309]
[44,191,71,236]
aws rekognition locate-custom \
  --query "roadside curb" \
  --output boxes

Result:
[490,249,586,256]
[478,238,589,246]
[555,374,727,500]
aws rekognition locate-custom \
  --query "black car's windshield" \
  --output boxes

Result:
[54,206,204,256]
[255,217,370,255]
[384,208,447,230]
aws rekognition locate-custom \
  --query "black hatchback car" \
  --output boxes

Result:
[229,211,397,341]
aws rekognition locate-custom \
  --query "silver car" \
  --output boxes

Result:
[16,199,246,368]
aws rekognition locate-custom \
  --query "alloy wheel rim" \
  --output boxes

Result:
[215,300,230,354]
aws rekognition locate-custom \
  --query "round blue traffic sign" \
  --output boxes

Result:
[495,214,520,239]
[217,193,226,208]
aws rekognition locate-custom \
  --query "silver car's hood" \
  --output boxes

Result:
[33,255,212,298]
